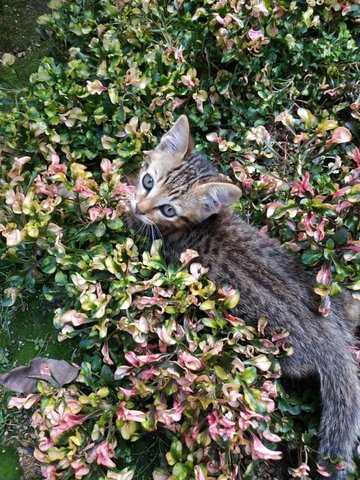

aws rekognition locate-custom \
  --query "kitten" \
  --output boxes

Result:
[130,115,360,479]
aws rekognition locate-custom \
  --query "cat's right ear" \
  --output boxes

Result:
[156,115,194,156]
[194,181,242,216]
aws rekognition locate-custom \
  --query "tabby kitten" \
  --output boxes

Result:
[130,115,360,479]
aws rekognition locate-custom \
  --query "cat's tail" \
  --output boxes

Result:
[316,342,360,480]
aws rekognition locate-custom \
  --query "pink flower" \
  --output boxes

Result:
[180,249,199,266]
[275,110,294,128]
[349,147,360,166]
[116,402,146,422]
[101,342,114,365]
[48,154,67,175]
[88,206,103,221]
[156,402,185,427]
[208,411,220,441]
[8,393,40,409]
[336,200,352,212]
[100,158,113,173]
[156,325,177,345]
[178,352,202,371]
[266,201,283,218]
[14,156,31,167]
[271,331,290,342]
[58,310,88,327]
[86,80,107,94]
[95,441,116,468]
[248,28,264,41]
[244,126,271,145]
[50,413,85,440]
[133,295,167,311]
[180,68,199,88]
[294,132,308,143]
[316,266,331,285]
[194,466,206,480]
[316,464,333,477]
[71,460,90,479]
[88,206,113,222]
[112,183,135,200]
[314,219,326,242]
[290,171,314,197]
[290,463,311,477]
[251,1,269,17]
[35,176,59,197]
[118,387,136,399]
[170,97,186,110]
[107,468,135,480]
[40,465,61,480]
[324,87,343,96]
[249,432,282,460]
[73,179,97,198]
[238,408,266,430]
[333,186,351,199]
[38,437,54,452]
[114,365,132,379]
[263,429,281,443]
[139,366,160,381]
[232,161,254,190]
[124,351,163,367]
[326,127,352,146]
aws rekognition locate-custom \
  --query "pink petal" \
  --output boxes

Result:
[250,432,283,460]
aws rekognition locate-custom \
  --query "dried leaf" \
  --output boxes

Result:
[0,358,80,394]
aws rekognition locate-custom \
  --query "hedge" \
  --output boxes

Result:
[0,1,359,479]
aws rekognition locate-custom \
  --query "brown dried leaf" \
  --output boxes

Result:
[0,358,80,394]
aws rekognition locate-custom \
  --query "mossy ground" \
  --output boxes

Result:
[0,294,75,480]
[0,5,64,478]
[0,0,53,87]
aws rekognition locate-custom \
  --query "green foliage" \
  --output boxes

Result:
[0,0,359,479]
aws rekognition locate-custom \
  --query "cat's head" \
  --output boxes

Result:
[131,115,242,231]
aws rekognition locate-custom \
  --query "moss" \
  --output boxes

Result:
[0,446,22,480]
[0,294,74,369]
[0,0,54,87]
[0,294,76,479]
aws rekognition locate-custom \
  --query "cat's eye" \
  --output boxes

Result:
[142,173,154,191]
[159,204,176,218]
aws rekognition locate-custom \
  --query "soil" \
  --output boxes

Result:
[0,0,52,86]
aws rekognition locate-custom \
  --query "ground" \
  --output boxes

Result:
[0,3,58,475]
[0,2,56,475]
[0,0,51,86]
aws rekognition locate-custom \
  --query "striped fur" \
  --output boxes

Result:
[130,115,360,479]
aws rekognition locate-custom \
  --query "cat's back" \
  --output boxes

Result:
[172,209,329,324]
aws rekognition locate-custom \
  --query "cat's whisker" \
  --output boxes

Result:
[153,224,163,243]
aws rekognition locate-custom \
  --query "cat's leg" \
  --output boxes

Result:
[279,333,360,480]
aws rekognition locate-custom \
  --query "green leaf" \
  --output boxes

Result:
[239,367,257,385]
[172,463,189,480]
[214,365,228,381]
[39,256,57,274]
[301,249,323,265]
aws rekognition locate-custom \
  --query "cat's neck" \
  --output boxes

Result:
[162,209,235,263]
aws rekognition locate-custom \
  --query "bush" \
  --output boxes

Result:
[0,1,359,479]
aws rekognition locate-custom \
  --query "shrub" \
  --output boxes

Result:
[0,1,359,479]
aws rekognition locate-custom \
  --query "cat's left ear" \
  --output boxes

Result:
[194,181,242,216]
[156,115,194,156]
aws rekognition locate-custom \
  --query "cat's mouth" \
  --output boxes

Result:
[130,198,152,225]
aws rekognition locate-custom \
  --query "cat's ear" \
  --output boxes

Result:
[194,181,242,215]
[156,115,194,155]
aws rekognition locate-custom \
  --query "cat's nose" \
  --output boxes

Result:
[135,204,144,215]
